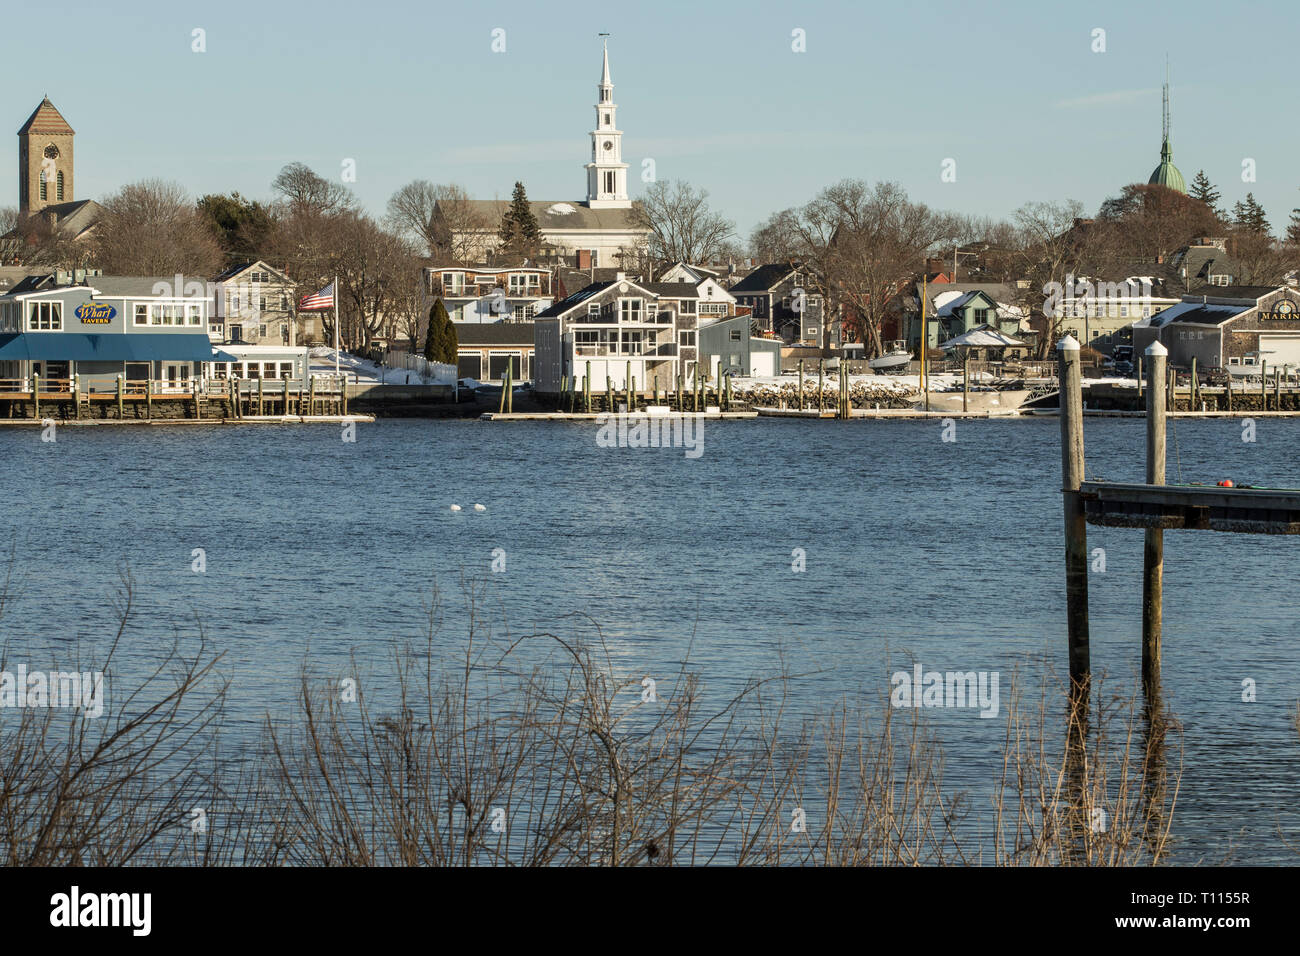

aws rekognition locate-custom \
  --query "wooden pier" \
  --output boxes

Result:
[1058,337,1300,701]
[1,374,348,421]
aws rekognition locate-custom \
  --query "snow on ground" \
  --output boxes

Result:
[308,347,445,385]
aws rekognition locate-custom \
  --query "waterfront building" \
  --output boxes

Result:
[455,322,535,383]
[697,315,781,378]
[534,273,748,393]
[212,260,299,345]
[0,273,226,391]
[438,42,649,268]
[423,262,554,324]
[205,343,310,383]
[1134,285,1300,372]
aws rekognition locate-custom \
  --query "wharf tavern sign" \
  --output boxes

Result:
[75,303,115,324]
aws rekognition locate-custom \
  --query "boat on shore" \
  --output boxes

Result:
[869,341,912,374]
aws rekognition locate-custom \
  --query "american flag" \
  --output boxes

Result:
[299,282,335,311]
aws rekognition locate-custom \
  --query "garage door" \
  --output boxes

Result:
[1258,335,1300,366]
[750,351,775,377]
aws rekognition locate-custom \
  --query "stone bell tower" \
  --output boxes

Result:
[18,97,75,217]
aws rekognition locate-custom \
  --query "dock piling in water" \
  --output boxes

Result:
[1058,335,1090,692]
[1143,342,1167,694]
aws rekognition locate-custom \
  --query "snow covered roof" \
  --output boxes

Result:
[939,325,1027,350]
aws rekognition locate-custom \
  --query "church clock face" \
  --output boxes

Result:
[43,144,59,159]
[603,140,613,151]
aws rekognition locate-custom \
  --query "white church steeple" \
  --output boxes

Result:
[585,38,630,209]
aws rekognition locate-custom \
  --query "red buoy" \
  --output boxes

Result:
[1218,479,1234,488]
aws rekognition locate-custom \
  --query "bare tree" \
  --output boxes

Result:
[629,180,733,272]
[271,162,356,218]
[787,180,960,356]
[424,185,490,264]
[749,208,803,263]
[1008,200,1111,356]
[93,179,223,277]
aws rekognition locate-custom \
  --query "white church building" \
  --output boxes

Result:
[446,42,649,268]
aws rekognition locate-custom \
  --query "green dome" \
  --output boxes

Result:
[1149,138,1186,193]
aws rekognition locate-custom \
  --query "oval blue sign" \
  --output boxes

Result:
[75,303,116,324]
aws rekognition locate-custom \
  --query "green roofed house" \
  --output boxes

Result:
[1148,65,1186,194]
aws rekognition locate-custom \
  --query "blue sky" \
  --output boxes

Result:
[5,0,1297,240]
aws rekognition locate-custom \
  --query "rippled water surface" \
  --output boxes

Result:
[2,415,1298,863]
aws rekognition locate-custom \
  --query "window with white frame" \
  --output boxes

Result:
[188,304,203,326]
[28,301,62,330]
[619,298,643,323]
[443,272,465,294]
[680,330,695,347]
[134,304,148,326]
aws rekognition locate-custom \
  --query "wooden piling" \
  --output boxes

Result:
[607,375,614,412]
[962,354,969,413]
[1058,335,1090,692]
[257,377,265,416]
[1261,360,1268,410]
[1225,374,1232,411]
[116,374,123,420]
[33,373,40,421]
[1143,342,1167,695]
[146,379,152,420]
[798,361,804,411]
[1137,356,1143,402]
[585,361,592,412]
[818,360,824,415]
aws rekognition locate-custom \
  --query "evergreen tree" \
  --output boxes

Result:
[1188,170,1220,209]
[1233,193,1270,236]
[497,181,541,256]
[1288,190,1300,244]
[424,298,458,365]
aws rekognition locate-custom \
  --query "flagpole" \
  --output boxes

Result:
[333,275,340,379]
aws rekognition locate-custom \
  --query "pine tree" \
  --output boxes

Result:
[1287,209,1300,244]
[1233,193,1270,235]
[423,298,458,365]
[425,298,447,361]
[1189,170,1220,209]
[497,181,541,256]
[437,312,459,365]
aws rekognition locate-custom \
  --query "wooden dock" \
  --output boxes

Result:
[1079,481,1300,534]
[1058,337,1300,702]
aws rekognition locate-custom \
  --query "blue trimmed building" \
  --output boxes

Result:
[0,274,232,392]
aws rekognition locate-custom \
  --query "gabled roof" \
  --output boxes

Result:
[454,199,645,233]
[214,260,293,283]
[25,199,102,240]
[730,263,797,294]
[536,282,616,318]
[536,276,664,319]
[1149,301,1249,327]
[18,97,74,136]
[640,282,700,299]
